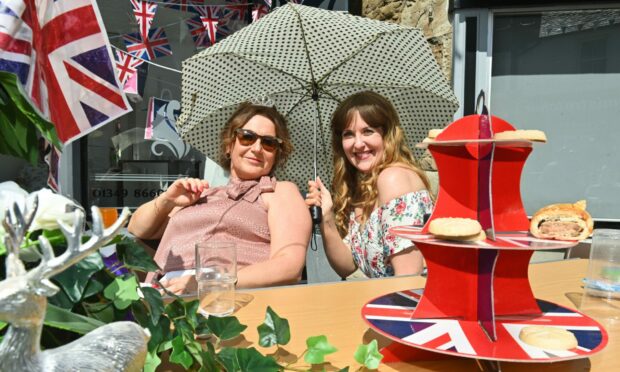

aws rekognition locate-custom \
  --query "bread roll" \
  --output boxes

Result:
[429,218,484,241]
[519,326,578,350]
[494,129,547,142]
[428,129,443,139]
[530,200,593,241]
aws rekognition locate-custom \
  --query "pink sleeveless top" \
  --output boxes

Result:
[147,176,276,281]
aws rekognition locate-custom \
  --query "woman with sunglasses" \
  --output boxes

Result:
[129,102,312,292]
[305,91,433,279]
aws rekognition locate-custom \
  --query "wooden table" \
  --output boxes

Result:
[230,259,618,371]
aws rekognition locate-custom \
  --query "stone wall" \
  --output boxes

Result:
[362,0,453,82]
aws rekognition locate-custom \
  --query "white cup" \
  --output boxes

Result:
[195,242,236,317]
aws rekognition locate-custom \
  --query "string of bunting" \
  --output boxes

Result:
[110,0,276,90]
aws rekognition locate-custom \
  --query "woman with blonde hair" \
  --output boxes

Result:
[306,91,433,278]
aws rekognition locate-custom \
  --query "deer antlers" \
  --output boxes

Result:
[3,197,130,286]
[2,197,38,278]
[28,206,131,285]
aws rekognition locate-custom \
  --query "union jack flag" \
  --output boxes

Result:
[114,50,143,84]
[219,0,249,22]
[194,6,219,45]
[362,290,607,361]
[123,27,172,61]
[130,0,158,40]
[0,0,131,143]
[185,16,210,48]
[252,4,270,22]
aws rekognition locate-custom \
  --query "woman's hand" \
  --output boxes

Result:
[159,178,209,208]
[159,275,197,295]
[305,177,333,220]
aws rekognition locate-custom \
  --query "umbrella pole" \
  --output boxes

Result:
[310,86,322,225]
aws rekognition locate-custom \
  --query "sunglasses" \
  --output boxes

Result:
[234,128,282,153]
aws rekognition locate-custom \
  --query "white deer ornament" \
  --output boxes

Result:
[0,199,149,371]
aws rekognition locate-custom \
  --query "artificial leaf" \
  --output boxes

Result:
[184,299,200,328]
[141,286,164,325]
[217,347,240,372]
[81,277,104,300]
[44,303,105,334]
[207,315,247,341]
[218,347,280,372]
[199,343,219,372]
[158,339,173,353]
[82,301,116,324]
[185,340,205,365]
[173,318,194,342]
[131,301,150,326]
[257,306,290,347]
[305,335,338,364]
[170,335,194,369]
[116,239,160,272]
[52,252,104,303]
[196,315,211,336]
[148,316,171,351]
[353,340,383,370]
[48,286,75,309]
[143,351,161,372]
[103,276,140,309]
[165,299,186,319]
[0,71,60,165]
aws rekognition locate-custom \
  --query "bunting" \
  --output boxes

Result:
[130,0,158,39]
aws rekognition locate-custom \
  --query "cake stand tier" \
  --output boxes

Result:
[390,227,577,251]
[362,289,608,362]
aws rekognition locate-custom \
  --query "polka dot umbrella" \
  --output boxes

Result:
[178,3,459,191]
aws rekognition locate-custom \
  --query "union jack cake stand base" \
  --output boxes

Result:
[362,288,608,363]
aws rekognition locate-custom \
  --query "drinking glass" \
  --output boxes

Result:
[195,242,236,317]
[580,229,620,319]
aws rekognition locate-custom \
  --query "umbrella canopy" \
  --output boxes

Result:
[177,4,458,188]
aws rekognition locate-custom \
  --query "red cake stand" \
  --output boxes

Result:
[361,113,608,364]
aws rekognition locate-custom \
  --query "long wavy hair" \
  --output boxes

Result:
[331,91,431,237]
[219,102,293,174]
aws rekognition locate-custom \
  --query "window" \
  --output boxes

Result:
[453,4,620,220]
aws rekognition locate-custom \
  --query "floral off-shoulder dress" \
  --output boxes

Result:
[343,190,433,278]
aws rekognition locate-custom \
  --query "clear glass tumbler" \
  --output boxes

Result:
[580,229,620,319]
[195,242,237,317]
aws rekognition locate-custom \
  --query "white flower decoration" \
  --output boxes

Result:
[0,182,79,236]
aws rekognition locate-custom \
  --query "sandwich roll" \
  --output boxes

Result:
[530,200,593,241]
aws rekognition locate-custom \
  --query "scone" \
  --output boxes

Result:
[494,129,547,142]
[530,200,593,241]
[428,128,443,139]
[519,326,578,350]
[428,217,484,241]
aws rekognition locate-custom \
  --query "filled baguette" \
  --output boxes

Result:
[530,200,593,241]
